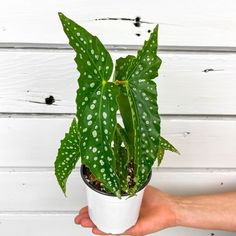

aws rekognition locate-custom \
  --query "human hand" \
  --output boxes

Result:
[74,185,178,235]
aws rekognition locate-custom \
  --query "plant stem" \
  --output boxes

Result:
[114,80,128,85]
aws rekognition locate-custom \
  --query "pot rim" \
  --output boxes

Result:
[80,164,152,197]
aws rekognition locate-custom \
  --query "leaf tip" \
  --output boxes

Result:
[54,171,67,197]
[116,190,121,199]
[149,24,158,35]
[176,150,181,155]
[58,12,64,19]
[60,182,67,197]
[58,12,68,24]
[63,191,67,198]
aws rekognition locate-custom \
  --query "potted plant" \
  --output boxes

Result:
[55,12,179,234]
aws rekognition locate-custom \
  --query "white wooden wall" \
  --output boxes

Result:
[0,1,236,235]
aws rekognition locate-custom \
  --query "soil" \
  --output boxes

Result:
[84,165,107,193]
[83,162,136,194]
[127,162,135,188]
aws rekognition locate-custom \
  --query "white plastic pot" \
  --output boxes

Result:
[81,165,151,234]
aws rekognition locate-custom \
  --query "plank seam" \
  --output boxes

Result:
[0,211,77,215]
[1,113,236,120]
[1,43,236,53]
[1,167,236,173]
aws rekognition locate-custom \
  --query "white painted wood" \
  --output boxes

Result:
[0,2,235,235]
[1,0,236,47]
[1,117,236,168]
[0,214,235,236]
[0,170,236,211]
[1,50,236,114]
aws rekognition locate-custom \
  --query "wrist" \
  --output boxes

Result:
[170,195,204,228]
[167,194,188,227]
[158,192,183,228]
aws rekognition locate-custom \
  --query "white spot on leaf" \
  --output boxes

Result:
[87,114,92,120]
[102,112,107,119]
[90,82,95,88]
[92,130,97,138]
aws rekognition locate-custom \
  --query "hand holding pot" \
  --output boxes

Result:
[74,186,177,235]
[75,185,236,235]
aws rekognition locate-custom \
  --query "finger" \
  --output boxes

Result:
[123,224,143,236]
[79,206,88,214]
[80,217,96,228]
[123,226,136,235]
[92,227,108,235]
[74,212,89,224]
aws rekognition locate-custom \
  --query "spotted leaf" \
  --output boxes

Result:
[116,57,136,161]
[115,25,162,191]
[157,136,180,166]
[58,13,113,88]
[160,136,180,154]
[58,13,120,196]
[114,55,135,82]
[55,118,80,195]
[115,123,130,159]
[157,146,165,166]
[78,82,120,195]
[114,124,129,193]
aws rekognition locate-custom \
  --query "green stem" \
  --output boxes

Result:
[114,80,128,86]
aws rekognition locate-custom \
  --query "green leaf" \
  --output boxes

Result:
[114,55,136,82]
[115,25,162,191]
[115,123,130,159]
[79,82,120,195]
[160,136,180,154]
[58,13,113,87]
[116,57,136,160]
[157,146,165,166]
[54,118,80,195]
[157,136,180,166]
[58,13,120,195]
[114,124,129,192]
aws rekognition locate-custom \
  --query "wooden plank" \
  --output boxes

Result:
[1,0,236,47]
[1,117,236,168]
[0,215,235,236]
[1,50,236,115]
[0,170,236,211]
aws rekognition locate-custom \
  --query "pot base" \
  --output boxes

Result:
[86,185,145,234]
